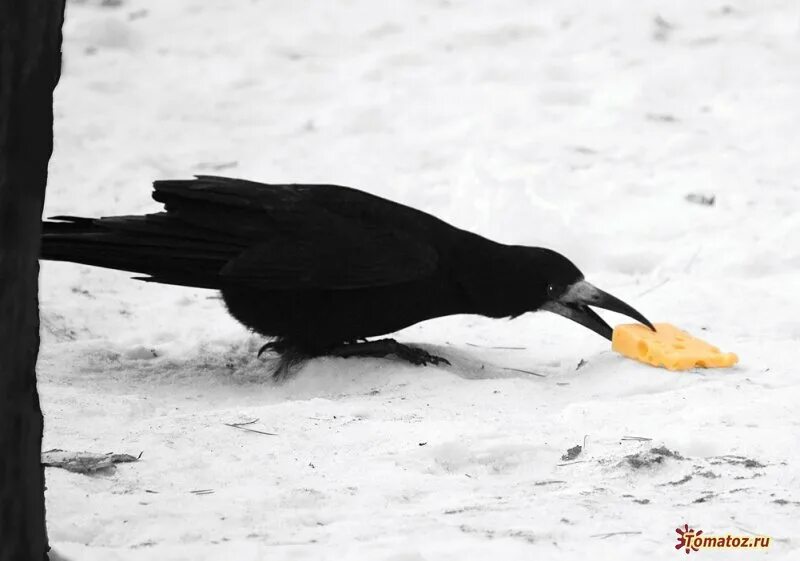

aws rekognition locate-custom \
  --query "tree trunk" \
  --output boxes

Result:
[0,1,66,559]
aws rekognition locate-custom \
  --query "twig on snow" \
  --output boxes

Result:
[591,531,643,539]
[224,419,278,436]
[556,460,589,467]
[502,367,546,378]
[684,246,703,273]
[638,277,670,297]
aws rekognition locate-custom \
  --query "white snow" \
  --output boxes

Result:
[40,0,799,559]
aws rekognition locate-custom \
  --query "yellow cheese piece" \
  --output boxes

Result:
[612,323,738,370]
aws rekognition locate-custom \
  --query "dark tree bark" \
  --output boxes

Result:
[0,1,66,559]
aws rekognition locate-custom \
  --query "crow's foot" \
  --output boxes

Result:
[328,338,450,367]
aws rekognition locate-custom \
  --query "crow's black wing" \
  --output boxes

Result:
[220,229,438,290]
[152,176,440,290]
[153,175,444,238]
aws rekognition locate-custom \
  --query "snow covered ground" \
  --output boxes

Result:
[40,0,799,559]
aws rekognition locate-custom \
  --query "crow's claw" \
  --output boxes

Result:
[398,346,450,366]
[258,340,287,358]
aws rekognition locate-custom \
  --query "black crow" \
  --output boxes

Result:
[41,176,654,378]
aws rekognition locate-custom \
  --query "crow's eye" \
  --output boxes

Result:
[546,283,557,297]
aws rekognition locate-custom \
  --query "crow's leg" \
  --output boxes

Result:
[257,338,314,381]
[327,339,450,366]
[271,347,309,381]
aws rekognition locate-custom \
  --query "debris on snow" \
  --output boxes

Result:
[709,455,766,469]
[660,474,693,486]
[42,449,140,474]
[561,444,583,462]
[624,446,684,469]
[686,193,717,206]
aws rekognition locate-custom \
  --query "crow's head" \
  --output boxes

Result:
[529,248,655,340]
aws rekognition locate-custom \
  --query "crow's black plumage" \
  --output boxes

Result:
[41,176,653,377]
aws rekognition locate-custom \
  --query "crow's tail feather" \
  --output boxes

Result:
[41,213,244,289]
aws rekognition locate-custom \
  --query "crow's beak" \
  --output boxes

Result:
[542,280,655,341]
